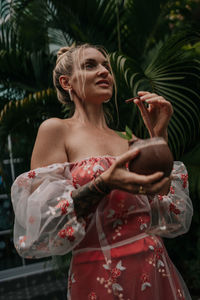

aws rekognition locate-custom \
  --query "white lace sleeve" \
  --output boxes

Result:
[11,162,86,258]
[148,161,193,238]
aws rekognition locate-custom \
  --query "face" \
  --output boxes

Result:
[68,47,114,103]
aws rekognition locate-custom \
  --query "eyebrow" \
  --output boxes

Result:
[81,58,109,65]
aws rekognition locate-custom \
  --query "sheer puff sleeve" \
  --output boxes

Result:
[148,161,193,238]
[11,162,86,258]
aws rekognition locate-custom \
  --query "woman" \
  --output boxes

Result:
[11,44,193,299]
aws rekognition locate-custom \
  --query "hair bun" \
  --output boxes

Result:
[57,47,71,58]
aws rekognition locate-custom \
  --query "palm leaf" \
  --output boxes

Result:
[121,0,170,57]
[10,0,120,51]
[0,89,63,140]
[110,32,200,158]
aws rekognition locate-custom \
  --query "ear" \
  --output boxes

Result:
[59,75,72,91]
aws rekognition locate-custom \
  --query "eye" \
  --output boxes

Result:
[85,63,95,69]
[103,64,111,72]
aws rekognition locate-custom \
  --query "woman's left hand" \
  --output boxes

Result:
[134,91,173,142]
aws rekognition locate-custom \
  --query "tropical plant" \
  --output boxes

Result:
[1,0,199,157]
[110,31,200,158]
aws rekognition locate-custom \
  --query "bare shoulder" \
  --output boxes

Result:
[38,117,67,132]
[31,118,69,169]
[36,118,68,146]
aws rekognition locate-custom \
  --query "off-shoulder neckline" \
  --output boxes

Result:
[70,155,117,165]
[32,155,117,171]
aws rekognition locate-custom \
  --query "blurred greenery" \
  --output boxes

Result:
[0,0,200,297]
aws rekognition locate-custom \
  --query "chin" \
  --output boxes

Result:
[85,90,113,103]
[101,92,113,102]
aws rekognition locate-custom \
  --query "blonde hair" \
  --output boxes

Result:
[53,43,117,105]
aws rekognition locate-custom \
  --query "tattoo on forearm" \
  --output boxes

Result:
[72,175,110,219]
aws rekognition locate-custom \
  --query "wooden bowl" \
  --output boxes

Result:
[129,137,173,177]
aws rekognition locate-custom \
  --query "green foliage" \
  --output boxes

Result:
[165,0,200,32]
[116,125,133,140]
[110,31,200,159]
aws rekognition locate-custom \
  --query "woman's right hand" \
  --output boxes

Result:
[101,148,171,195]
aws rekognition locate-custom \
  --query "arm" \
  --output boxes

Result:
[72,175,110,219]
[147,161,193,238]
[12,118,86,258]
[11,118,111,258]
[11,161,86,258]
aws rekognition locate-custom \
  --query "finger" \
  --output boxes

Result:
[116,148,140,167]
[140,93,158,100]
[146,99,173,109]
[137,91,150,96]
[148,177,170,194]
[145,97,169,104]
[134,99,148,114]
[143,98,164,104]
[146,99,173,115]
[134,98,150,114]
[124,170,164,185]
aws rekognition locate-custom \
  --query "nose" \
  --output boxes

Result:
[97,65,109,77]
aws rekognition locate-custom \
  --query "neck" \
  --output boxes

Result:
[72,96,108,129]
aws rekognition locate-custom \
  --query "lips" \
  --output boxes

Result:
[96,79,109,86]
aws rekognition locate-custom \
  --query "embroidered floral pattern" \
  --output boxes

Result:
[28,170,36,178]
[72,175,79,188]
[137,216,148,231]
[141,273,152,291]
[158,195,163,201]
[66,226,75,241]
[88,292,97,300]
[169,203,181,215]
[147,237,169,278]
[97,260,126,298]
[55,199,70,215]
[28,216,35,224]
[177,288,184,299]
[111,267,121,279]
[58,226,75,241]
[107,199,135,240]
[18,235,26,248]
[58,229,67,239]
[181,174,188,188]
[170,186,175,194]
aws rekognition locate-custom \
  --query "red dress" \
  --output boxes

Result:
[11,156,193,300]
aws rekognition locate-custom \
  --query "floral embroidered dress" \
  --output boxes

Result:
[11,156,193,300]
